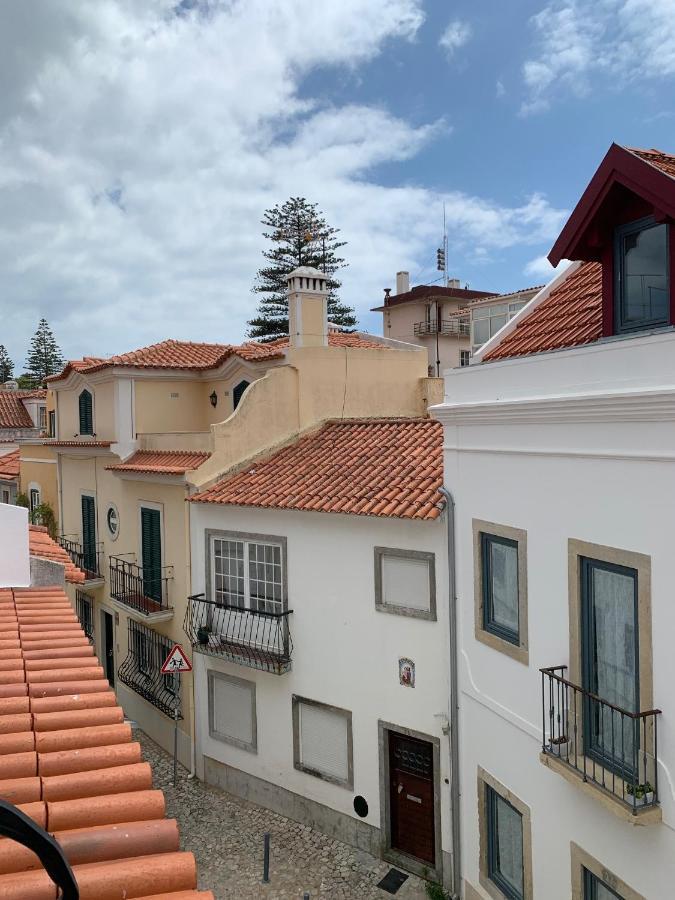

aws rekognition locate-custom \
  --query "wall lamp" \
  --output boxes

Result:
[209,391,218,408]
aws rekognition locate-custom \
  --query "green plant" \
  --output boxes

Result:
[425,881,450,900]
[15,493,29,509]
[627,781,653,799]
[33,502,58,539]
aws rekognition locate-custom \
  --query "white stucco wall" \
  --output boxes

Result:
[189,503,452,867]
[0,503,30,587]
[434,329,675,899]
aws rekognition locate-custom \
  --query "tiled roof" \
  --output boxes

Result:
[0,394,33,430]
[49,333,384,383]
[483,262,602,361]
[0,450,20,481]
[192,418,445,520]
[28,526,85,585]
[0,585,213,899]
[626,147,675,180]
[372,284,496,312]
[106,450,211,475]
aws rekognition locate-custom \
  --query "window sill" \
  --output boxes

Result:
[475,627,528,666]
[539,752,662,826]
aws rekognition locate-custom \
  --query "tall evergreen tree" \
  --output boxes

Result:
[24,319,65,386]
[0,346,14,382]
[247,197,356,341]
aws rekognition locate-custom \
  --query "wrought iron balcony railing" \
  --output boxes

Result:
[413,319,470,337]
[58,535,103,581]
[184,594,293,675]
[118,618,182,719]
[541,666,661,814]
[75,589,94,643]
[109,554,173,616]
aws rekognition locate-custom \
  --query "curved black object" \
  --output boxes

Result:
[0,799,79,899]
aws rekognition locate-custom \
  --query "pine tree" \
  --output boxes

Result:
[247,197,356,341]
[0,346,14,382]
[24,319,65,386]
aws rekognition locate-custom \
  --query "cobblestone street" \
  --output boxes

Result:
[137,730,430,900]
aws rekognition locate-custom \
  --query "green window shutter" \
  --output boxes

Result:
[79,390,93,435]
[81,496,96,574]
[141,508,162,602]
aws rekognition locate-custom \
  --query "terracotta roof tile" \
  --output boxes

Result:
[626,147,675,180]
[106,450,211,475]
[49,333,386,382]
[483,262,602,361]
[28,526,85,585]
[192,418,445,521]
[0,584,213,899]
[0,395,33,430]
[0,451,20,481]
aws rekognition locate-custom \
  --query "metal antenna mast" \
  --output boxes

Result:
[434,205,448,377]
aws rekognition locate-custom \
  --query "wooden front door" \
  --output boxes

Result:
[102,611,115,687]
[389,731,435,865]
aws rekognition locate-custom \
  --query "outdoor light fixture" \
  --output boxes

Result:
[209,391,218,407]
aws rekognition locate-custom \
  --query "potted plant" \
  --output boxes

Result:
[627,781,654,805]
[549,734,569,759]
[197,624,211,646]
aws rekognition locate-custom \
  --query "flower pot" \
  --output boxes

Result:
[197,627,211,646]
[549,736,569,759]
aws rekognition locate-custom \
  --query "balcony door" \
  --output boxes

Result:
[581,558,639,776]
[81,495,97,575]
[141,507,162,603]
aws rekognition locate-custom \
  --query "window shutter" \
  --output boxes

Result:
[381,555,431,612]
[78,391,93,435]
[299,702,349,782]
[232,380,250,410]
[81,495,96,572]
[210,674,255,748]
[141,508,162,601]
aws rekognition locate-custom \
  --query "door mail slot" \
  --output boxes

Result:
[406,794,422,804]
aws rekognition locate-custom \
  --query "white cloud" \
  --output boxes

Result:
[0,1,565,365]
[524,254,571,278]
[496,79,506,98]
[439,20,472,57]
[521,0,675,114]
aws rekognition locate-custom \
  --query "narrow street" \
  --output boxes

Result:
[136,729,429,900]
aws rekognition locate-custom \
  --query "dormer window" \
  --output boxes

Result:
[78,389,93,435]
[614,217,669,334]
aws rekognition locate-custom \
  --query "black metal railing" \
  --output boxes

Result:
[184,594,293,675]
[541,666,661,814]
[413,319,470,337]
[58,535,103,581]
[75,589,94,643]
[118,619,182,719]
[109,554,173,615]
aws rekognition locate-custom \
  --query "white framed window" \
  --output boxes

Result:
[208,670,257,752]
[460,350,471,367]
[209,532,285,614]
[38,406,47,430]
[28,485,41,515]
[293,695,353,788]
[374,547,436,621]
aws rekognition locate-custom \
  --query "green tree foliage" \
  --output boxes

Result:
[25,319,65,386]
[0,345,14,382]
[247,197,356,341]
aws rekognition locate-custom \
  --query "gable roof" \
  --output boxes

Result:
[0,584,213,899]
[48,333,387,383]
[106,449,211,476]
[0,393,35,430]
[482,262,602,361]
[549,144,675,266]
[28,525,85,584]
[371,284,496,312]
[0,450,20,481]
[191,418,444,520]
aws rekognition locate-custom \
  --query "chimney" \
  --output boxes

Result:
[1,381,18,391]
[396,271,410,295]
[286,266,329,349]
[447,278,461,289]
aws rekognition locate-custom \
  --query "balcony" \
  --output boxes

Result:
[413,319,470,337]
[540,666,661,821]
[75,589,94,643]
[184,594,293,675]
[118,618,182,719]
[109,554,173,617]
[58,535,104,583]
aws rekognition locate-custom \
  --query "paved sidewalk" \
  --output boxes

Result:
[136,729,430,900]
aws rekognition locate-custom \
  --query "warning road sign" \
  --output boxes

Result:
[161,644,192,674]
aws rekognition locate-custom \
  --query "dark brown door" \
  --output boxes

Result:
[389,732,435,865]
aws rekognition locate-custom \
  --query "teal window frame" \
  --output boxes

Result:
[481,533,520,646]
[583,867,623,899]
[486,784,524,900]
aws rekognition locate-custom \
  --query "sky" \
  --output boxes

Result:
[1,0,674,367]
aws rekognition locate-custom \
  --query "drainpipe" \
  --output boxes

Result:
[439,486,461,899]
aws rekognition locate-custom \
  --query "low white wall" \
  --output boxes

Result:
[0,504,30,587]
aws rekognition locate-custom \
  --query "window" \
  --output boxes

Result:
[614,218,669,334]
[29,487,41,515]
[210,534,284,614]
[1,489,9,505]
[133,627,151,676]
[38,406,46,430]
[571,843,644,900]
[48,410,56,438]
[486,786,524,900]
[584,869,623,900]
[474,521,528,664]
[293,696,353,788]
[81,495,97,576]
[478,768,532,900]
[140,506,162,602]
[208,670,257,752]
[232,380,250,410]
[471,301,526,352]
[460,350,471,367]
[118,619,181,719]
[374,547,436,620]
[78,389,93,435]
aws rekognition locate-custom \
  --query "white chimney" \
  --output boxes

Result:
[286,266,329,349]
[396,271,410,295]
[1,381,18,391]
[447,278,461,289]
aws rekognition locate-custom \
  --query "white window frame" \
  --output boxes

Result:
[28,483,41,515]
[207,530,287,614]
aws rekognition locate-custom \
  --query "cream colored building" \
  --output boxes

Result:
[33,267,440,765]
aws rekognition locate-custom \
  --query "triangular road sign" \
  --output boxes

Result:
[161,644,192,674]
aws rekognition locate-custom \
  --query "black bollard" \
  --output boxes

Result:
[262,832,270,883]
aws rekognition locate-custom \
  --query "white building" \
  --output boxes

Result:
[186,416,457,888]
[433,144,675,900]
